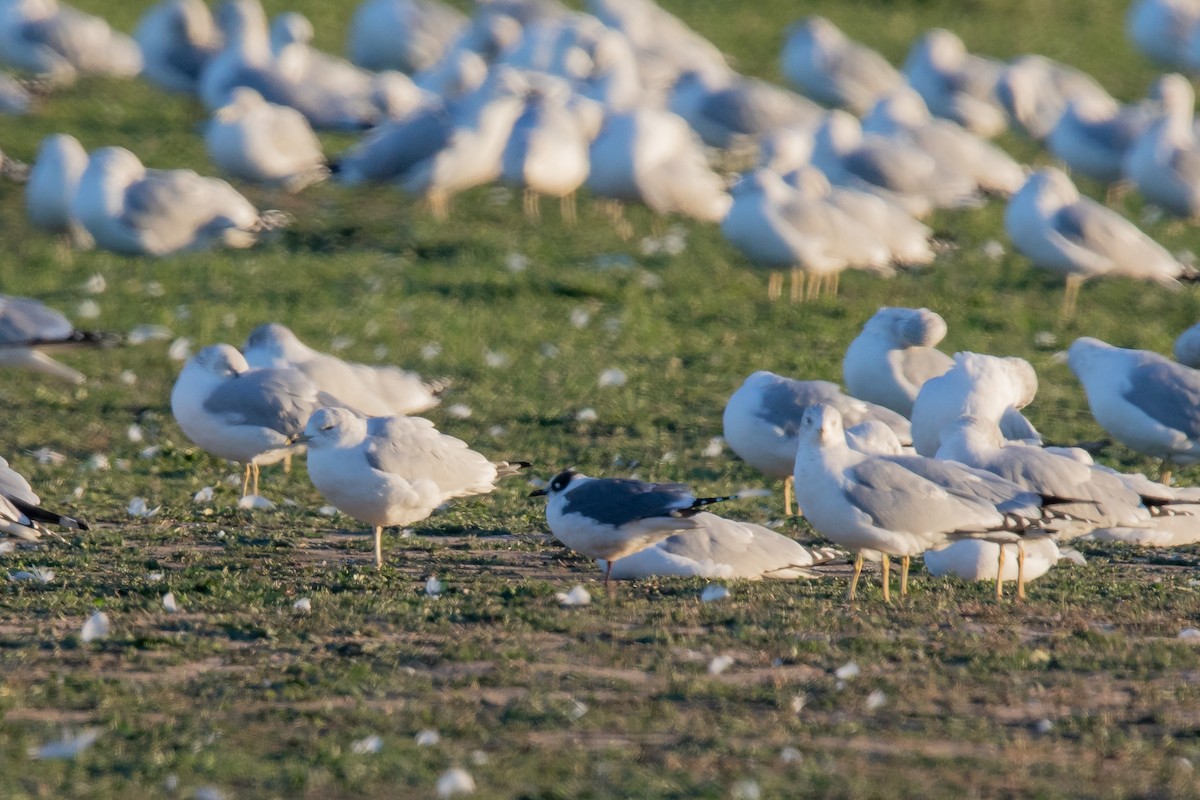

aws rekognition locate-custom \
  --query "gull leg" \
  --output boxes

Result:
[828,272,840,297]
[768,272,783,301]
[806,273,821,301]
[1062,275,1082,319]
[1160,461,1173,486]
[523,187,541,220]
[784,475,795,516]
[253,463,262,496]
[373,525,383,570]
[848,552,863,601]
[881,554,891,603]
[790,268,805,303]
[1016,542,1027,601]
[995,544,1006,599]
[283,453,292,474]
[241,464,251,498]
[605,560,617,599]
[900,555,910,597]
[561,192,576,226]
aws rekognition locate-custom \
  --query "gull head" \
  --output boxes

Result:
[220,86,266,118]
[87,147,145,186]
[1150,73,1195,121]
[919,29,967,68]
[800,403,844,446]
[816,110,863,155]
[270,11,313,50]
[863,307,947,348]
[303,407,366,448]
[243,322,304,361]
[35,133,87,177]
[216,0,266,39]
[869,87,931,129]
[1004,357,1039,409]
[1022,167,1079,209]
[791,15,841,46]
[782,165,830,199]
[528,468,580,498]
[175,0,219,42]
[1066,336,1117,381]
[189,343,249,379]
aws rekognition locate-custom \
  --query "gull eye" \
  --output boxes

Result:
[321,424,334,431]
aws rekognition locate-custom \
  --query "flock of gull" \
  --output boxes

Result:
[4,0,1200,602]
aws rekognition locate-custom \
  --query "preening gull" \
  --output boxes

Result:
[995,55,1113,141]
[135,0,222,94]
[0,453,88,542]
[171,344,336,497]
[0,0,142,82]
[601,512,841,580]
[842,307,952,417]
[720,168,891,302]
[25,132,91,246]
[243,323,445,417]
[530,469,737,586]
[901,28,1007,137]
[1068,336,1200,482]
[303,407,526,569]
[1046,91,1156,185]
[910,351,1041,457]
[722,370,911,514]
[205,86,328,191]
[793,404,1057,600]
[779,16,904,114]
[347,0,466,73]
[1004,167,1187,316]
[0,295,116,384]
[71,146,288,256]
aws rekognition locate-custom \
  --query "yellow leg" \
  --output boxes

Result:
[241,464,251,498]
[995,544,1006,599]
[428,191,449,221]
[828,272,840,297]
[806,272,822,301]
[1016,542,1026,601]
[900,555,910,596]
[373,526,383,570]
[1160,461,1173,486]
[881,555,891,602]
[252,463,261,497]
[561,193,576,226]
[283,453,292,474]
[768,272,783,301]
[523,187,541,220]
[848,552,864,601]
[1062,275,1082,319]
[784,475,795,516]
[790,268,805,303]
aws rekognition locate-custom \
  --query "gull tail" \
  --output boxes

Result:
[1,157,30,183]
[253,210,294,233]
[493,461,531,479]
[11,497,89,532]
[426,377,452,397]
[1180,264,1200,283]
[671,494,739,517]
[18,329,125,351]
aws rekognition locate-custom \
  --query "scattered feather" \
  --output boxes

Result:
[484,350,510,368]
[569,308,591,328]
[708,654,734,675]
[420,342,442,361]
[318,505,339,517]
[834,661,860,681]
[487,425,505,438]
[194,788,227,800]
[791,695,806,713]
[86,454,109,471]
[128,325,172,345]
[1033,718,1054,735]
[436,767,476,798]
[162,592,178,613]
[9,568,54,582]
[575,408,598,422]
[146,572,163,582]
[145,281,164,297]
[780,747,802,764]
[330,335,353,353]
[237,495,275,511]
[566,699,588,720]
[293,597,311,612]
[33,447,66,466]
[83,273,106,294]
[174,304,190,321]
[127,497,160,518]
[192,487,214,504]
[168,338,192,361]
[75,300,100,320]
[539,343,560,358]
[415,729,440,746]
[598,368,626,388]
[351,735,383,755]
[505,253,529,272]
[127,425,144,443]
[1179,628,1200,641]
[555,585,591,606]
[866,689,886,710]
[447,403,472,419]
[425,576,444,597]
[28,728,100,760]
[701,437,725,458]
[731,779,761,800]
[81,610,110,642]
[981,239,1006,261]
[119,370,138,385]
[0,541,15,554]
[700,584,729,602]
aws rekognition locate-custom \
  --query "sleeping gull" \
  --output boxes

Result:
[783,166,935,268]
[0,70,31,113]
[25,132,91,246]
[529,469,738,587]
[793,404,1055,600]
[666,68,824,149]
[861,87,1024,196]
[1003,167,1187,317]
[171,344,339,498]
[901,28,1007,137]
[995,55,1113,141]
[0,295,117,384]
[347,0,466,73]
[842,307,951,417]
[720,167,892,302]
[924,539,1072,585]
[1128,0,1200,68]
[722,370,911,515]
[71,146,289,256]
[601,513,841,580]
[910,351,1041,457]
[1123,73,1200,219]
[0,453,88,542]
[0,0,142,83]
[243,322,445,417]
[135,0,222,94]
[0,145,27,182]
[1068,336,1200,483]
[1046,91,1157,186]
[779,16,903,114]
[303,407,526,569]
[205,86,328,191]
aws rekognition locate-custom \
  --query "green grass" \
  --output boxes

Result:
[4,0,1200,797]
